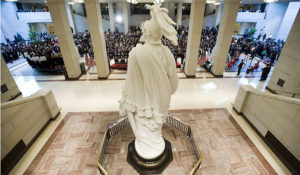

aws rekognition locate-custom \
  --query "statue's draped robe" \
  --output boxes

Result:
[120,43,178,153]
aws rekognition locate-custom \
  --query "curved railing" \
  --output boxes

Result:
[96,115,203,175]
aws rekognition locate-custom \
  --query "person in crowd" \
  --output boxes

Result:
[247,61,260,74]
[260,64,271,81]
[237,59,245,76]
[263,33,267,41]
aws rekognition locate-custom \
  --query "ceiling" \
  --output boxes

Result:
[10,0,300,4]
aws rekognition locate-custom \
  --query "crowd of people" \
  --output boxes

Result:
[1,33,64,70]
[1,24,283,78]
[1,33,61,63]
[228,37,283,65]
[103,25,218,66]
[225,35,284,80]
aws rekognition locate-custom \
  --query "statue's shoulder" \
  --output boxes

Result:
[161,45,172,54]
[129,44,144,57]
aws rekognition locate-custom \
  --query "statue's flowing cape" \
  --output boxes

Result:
[120,43,178,124]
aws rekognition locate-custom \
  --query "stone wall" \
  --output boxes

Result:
[203,13,215,28]
[74,13,89,32]
[1,56,21,102]
[276,2,300,41]
[28,23,50,34]
[1,89,60,159]
[267,10,300,98]
[233,85,300,161]
[0,1,30,41]
[255,2,288,39]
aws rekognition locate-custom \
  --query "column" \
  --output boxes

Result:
[214,4,222,27]
[211,0,240,77]
[47,0,82,79]
[266,11,300,98]
[163,1,169,10]
[168,2,176,21]
[85,0,109,78]
[123,2,129,33]
[176,2,183,26]
[69,4,78,33]
[1,56,22,102]
[108,2,115,32]
[184,0,206,77]
[65,1,75,33]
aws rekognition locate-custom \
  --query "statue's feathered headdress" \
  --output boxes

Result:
[140,3,178,46]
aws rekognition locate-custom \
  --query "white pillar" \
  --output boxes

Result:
[47,0,82,79]
[65,1,75,33]
[1,55,21,102]
[163,2,169,10]
[108,2,115,32]
[123,2,129,33]
[184,0,206,77]
[267,10,300,98]
[168,2,176,21]
[211,0,240,77]
[214,4,223,27]
[85,0,110,78]
[177,2,183,26]
[69,4,78,33]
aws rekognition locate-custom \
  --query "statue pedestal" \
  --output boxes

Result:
[127,139,173,174]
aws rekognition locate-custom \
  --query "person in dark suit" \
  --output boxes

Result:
[237,59,244,76]
[260,64,271,81]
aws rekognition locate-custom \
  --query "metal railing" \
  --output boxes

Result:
[96,115,203,175]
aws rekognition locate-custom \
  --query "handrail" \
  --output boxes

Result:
[248,90,300,105]
[0,90,49,108]
[272,89,300,97]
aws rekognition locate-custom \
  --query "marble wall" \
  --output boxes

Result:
[1,56,21,102]
[234,85,300,160]
[28,23,50,34]
[276,2,300,41]
[0,1,30,41]
[1,89,60,159]
[74,13,89,32]
[267,10,300,98]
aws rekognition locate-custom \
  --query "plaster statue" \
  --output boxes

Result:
[119,2,178,159]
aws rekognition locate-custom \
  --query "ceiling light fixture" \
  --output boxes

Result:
[127,0,138,4]
[214,0,221,5]
[68,0,84,4]
[206,0,216,4]
[5,0,18,2]
[264,0,278,3]
[116,15,123,23]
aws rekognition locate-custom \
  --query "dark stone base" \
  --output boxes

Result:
[209,70,223,77]
[265,86,277,94]
[127,139,173,175]
[1,111,60,175]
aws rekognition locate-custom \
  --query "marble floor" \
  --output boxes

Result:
[13,72,269,116]
[23,109,276,175]
[8,69,290,175]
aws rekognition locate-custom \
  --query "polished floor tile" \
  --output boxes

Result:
[24,109,277,175]
[13,73,270,116]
